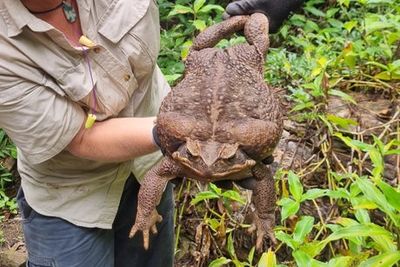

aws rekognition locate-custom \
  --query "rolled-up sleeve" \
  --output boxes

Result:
[0,76,85,164]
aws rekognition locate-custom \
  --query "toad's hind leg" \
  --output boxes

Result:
[244,13,270,57]
[192,15,248,50]
[129,157,182,250]
[251,163,277,251]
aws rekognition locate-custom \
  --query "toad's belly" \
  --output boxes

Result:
[177,162,254,182]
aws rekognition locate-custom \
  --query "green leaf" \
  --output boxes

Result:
[374,71,392,81]
[227,233,237,260]
[321,223,393,246]
[180,40,193,60]
[199,4,224,13]
[293,250,326,267]
[190,191,219,205]
[208,257,232,267]
[327,256,354,267]
[370,235,398,253]
[168,4,194,17]
[192,20,206,31]
[304,6,326,17]
[302,188,329,201]
[343,20,357,32]
[275,231,298,250]
[193,0,206,13]
[258,249,277,267]
[278,198,300,221]
[293,216,315,243]
[209,183,222,195]
[359,251,400,267]
[247,247,255,266]
[221,190,246,204]
[351,197,378,209]
[288,171,303,202]
[376,180,400,211]
[326,114,358,129]
[355,177,399,226]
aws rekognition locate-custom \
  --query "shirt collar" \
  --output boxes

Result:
[1,0,54,37]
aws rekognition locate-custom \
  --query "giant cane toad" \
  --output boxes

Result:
[129,13,283,251]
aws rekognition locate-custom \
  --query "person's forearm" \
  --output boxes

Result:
[66,117,158,162]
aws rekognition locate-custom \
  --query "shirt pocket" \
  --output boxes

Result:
[54,58,137,120]
[98,0,160,81]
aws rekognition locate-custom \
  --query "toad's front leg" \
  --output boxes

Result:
[129,157,182,250]
[251,163,277,251]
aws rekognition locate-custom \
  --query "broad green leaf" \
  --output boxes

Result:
[344,20,357,32]
[288,171,303,202]
[304,6,326,17]
[359,251,400,267]
[376,180,400,211]
[370,235,398,253]
[278,198,300,221]
[209,257,232,267]
[209,183,222,195]
[168,4,193,17]
[302,188,329,201]
[192,20,206,31]
[293,250,326,267]
[369,148,384,177]
[344,53,357,69]
[205,218,220,232]
[356,177,399,226]
[327,256,354,267]
[180,40,193,60]
[164,74,182,84]
[199,4,224,13]
[293,216,315,243]
[326,114,358,129]
[321,223,393,246]
[193,0,206,13]
[227,233,237,260]
[299,241,326,258]
[355,209,370,224]
[375,71,392,81]
[247,247,255,266]
[190,191,219,205]
[258,249,277,267]
[334,133,371,151]
[221,190,246,204]
[351,197,378,209]
[275,231,298,250]
[326,188,350,199]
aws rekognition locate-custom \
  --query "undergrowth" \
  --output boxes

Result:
[157,0,400,266]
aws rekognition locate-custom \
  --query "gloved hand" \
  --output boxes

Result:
[224,0,305,33]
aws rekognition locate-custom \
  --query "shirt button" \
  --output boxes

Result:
[124,74,131,81]
[93,47,101,53]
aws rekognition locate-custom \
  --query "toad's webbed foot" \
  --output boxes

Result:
[249,212,277,251]
[129,209,163,250]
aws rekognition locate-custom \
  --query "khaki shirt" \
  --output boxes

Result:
[0,0,169,228]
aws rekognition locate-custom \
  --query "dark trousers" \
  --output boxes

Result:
[17,176,175,267]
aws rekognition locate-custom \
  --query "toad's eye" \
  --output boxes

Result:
[186,150,197,159]
[225,154,236,161]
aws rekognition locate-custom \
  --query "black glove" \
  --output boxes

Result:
[224,0,305,33]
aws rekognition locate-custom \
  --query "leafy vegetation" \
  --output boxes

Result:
[0,129,17,215]
[158,0,400,266]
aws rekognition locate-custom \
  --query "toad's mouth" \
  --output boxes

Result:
[172,152,256,179]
